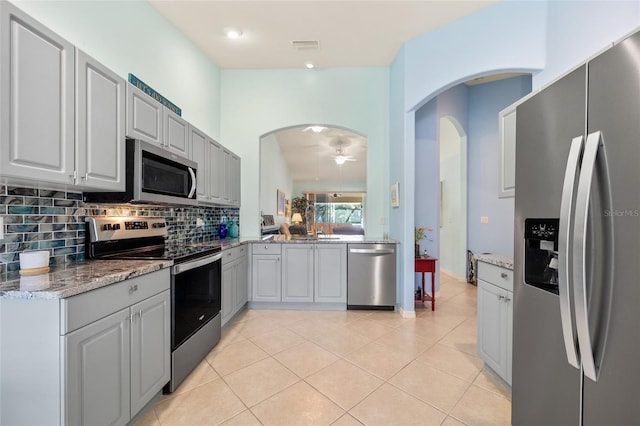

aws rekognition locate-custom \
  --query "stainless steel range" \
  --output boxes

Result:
[85,216,222,393]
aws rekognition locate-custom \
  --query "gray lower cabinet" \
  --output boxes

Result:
[65,307,131,426]
[477,261,513,385]
[222,245,248,326]
[0,2,124,190]
[0,269,170,425]
[251,243,347,305]
[314,244,347,303]
[282,244,314,302]
[251,244,282,302]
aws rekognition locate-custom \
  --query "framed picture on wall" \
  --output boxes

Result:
[285,199,291,218]
[390,182,400,208]
[277,189,286,216]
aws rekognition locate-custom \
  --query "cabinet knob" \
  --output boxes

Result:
[505,297,512,303]
[498,295,505,301]
[500,272,508,279]
[129,284,138,293]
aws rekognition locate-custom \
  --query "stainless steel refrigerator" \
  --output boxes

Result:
[513,30,640,425]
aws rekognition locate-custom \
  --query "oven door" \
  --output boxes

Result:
[170,252,222,350]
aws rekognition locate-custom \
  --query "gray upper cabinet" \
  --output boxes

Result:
[163,108,189,157]
[189,123,241,207]
[208,140,225,203]
[126,83,163,146]
[498,103,517,198]
[0,1,75,185]
[230,153,241,206]
[126,83,189,157]
[75,49,125,191]
[0,2,124,190]
[189,124,208,201]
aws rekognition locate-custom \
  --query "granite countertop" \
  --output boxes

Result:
[0,259,172,300]
[244,235,399,244]
[474,254,514,270]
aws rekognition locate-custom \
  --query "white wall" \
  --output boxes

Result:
[293,181,366,195]
[259,133,293,226]
[220,68,389,237]
[13,0,222,139]
[439,117,467,279]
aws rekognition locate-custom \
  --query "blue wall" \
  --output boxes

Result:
[467,76,532,256]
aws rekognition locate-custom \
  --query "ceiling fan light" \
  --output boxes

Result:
[224,27,242,39]
[335,156,346,165]
[305,62,315,69]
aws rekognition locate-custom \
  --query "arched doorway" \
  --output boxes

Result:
[439,116,467,279]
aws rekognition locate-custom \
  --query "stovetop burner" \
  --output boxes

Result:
[85,216,221,263]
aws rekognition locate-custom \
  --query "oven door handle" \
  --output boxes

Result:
[173,252,223,274]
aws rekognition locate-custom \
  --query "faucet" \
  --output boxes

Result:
[305,204,315,235]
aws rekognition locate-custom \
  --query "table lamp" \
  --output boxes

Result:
[291,213,303,225]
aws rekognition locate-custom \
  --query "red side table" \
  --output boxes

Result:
[415,256,438,311]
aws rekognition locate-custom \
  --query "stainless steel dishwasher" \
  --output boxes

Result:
[347,243,397,310]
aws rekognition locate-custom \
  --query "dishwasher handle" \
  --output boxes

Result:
[349,248,395,254]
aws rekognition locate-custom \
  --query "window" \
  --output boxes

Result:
[315,202,362,224]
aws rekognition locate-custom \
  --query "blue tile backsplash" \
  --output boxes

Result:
[0,184,239,275]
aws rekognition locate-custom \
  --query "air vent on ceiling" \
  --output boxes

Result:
[292,40,320,50]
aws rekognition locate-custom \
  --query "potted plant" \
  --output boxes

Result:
[291,196,309,223]
[415,227,426,258]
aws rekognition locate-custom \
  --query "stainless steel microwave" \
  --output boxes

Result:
[84,139,198,205]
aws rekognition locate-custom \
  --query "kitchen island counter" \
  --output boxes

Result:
[474,253,513,270]
[0,259,172,300]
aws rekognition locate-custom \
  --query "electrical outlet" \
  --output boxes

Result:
[0,217,4,239]
[480,216,489,224]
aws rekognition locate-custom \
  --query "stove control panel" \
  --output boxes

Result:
[86,216,168,242]
[125,221,149,230]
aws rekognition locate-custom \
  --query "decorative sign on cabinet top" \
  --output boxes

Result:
[128,73,182,116]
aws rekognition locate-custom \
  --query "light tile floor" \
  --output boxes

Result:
[137,273,512,426]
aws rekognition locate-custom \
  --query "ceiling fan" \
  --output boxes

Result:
[332,143,357,165]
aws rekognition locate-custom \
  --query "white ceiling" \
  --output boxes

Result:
[149,0,499,69]
[273,126,367,183]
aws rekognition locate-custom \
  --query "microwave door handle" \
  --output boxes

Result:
[573,131,614,382]
[188,167,197,198]
[559,136,584,370]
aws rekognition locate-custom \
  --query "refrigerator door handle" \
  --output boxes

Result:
[573,130,614,382]
[558,135,584,369]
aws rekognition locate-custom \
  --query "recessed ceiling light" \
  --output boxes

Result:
[305,62,315,69]
[224,27,242,39]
